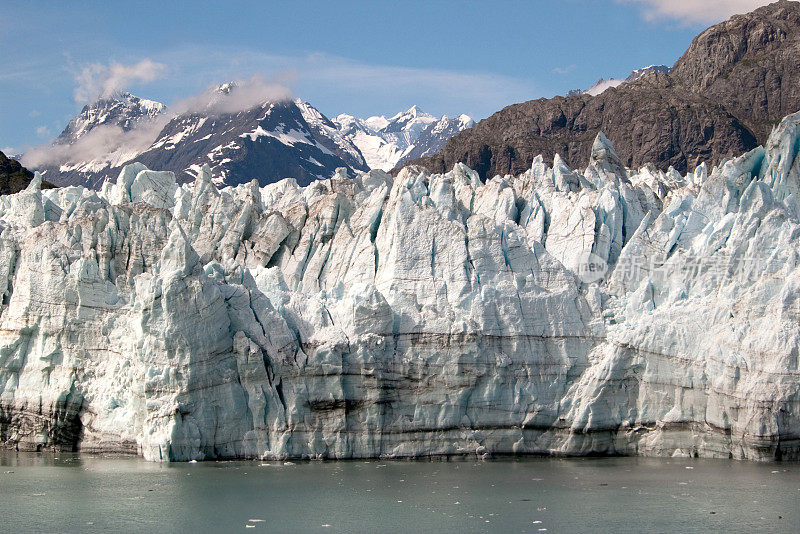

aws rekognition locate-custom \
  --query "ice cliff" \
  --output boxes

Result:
[1,111,799,462]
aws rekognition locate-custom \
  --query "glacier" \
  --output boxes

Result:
[1,110,799,462]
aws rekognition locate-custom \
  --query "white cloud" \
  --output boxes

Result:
[64,48,530,118]
[2,147,16,155]
[170,76,293,116]
[620,0,774,24]
[155,46,536,119]
[28,110,41,118]
[35,125,51,137]
[553,65,576,75]
[22,119,168,169]
[73,58,167,103]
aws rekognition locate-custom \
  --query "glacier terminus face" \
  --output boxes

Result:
[0,110,799,462]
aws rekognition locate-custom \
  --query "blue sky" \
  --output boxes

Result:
[0,0,774,153]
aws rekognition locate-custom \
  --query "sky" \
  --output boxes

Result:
[0,0,776,155]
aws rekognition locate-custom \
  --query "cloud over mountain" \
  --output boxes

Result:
[73,59,167,103]
[620,0,774,24]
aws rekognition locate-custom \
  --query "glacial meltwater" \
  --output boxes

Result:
[1,452,798,533]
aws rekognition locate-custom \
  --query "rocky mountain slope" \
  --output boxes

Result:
[29,86,369,189]
[0,151,54,195]
[333,106,473,171]
[1,102,798,461]
[408,1,800,179]
[131,96,368,187]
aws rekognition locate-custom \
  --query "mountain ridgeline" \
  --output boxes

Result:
[132,98,370,188]
[30,85,471,190]
[333,106,474,171]
[37,89,371,189]
[406,1,800,179]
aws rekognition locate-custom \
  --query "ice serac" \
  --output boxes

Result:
[1,112,799,461]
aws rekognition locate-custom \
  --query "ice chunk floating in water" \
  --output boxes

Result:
[1,109,800,461]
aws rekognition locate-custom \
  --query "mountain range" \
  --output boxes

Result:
[333,106,473,171]
[27,87,471,189]
[32,86,370,188]
[408,1,800,180]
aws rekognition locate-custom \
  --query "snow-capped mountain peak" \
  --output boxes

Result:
[129,96,368,187]
[57,91,166,144]
[362,115,389,132]
[216,81,237,94]
[382,106,437,135]
[332,107,473,171]
[389,104,430,122]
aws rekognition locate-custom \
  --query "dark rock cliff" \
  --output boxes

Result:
[0,151,54,195]
[406,1,800,178]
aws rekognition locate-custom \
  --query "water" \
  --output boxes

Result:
[1,452,798,533]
